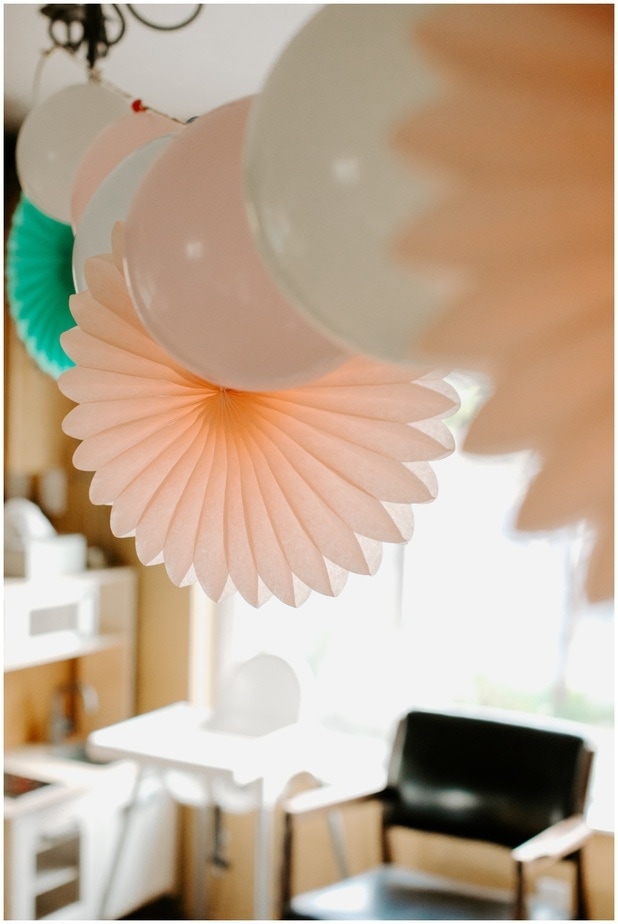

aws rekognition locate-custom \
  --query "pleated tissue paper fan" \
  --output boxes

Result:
[6,194,75,378]
[394,4,613,601]
[58,223,458,608]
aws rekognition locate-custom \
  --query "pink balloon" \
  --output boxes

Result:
[71,107,180,229]
[124,96,348,392]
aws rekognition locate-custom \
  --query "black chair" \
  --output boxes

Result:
[280,709,594,920]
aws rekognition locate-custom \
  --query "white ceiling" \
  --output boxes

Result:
[3,3,320,132]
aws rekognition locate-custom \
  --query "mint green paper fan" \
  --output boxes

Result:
[6,194,76,379]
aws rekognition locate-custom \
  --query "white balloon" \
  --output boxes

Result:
[16,82,129,224]
[244,4,449,364]
[72,135,176,292]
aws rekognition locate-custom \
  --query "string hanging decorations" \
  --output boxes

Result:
[9,4,461,608]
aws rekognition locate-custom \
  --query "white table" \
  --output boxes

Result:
[87,702,317,919]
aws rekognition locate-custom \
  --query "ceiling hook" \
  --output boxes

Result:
[39,4,125,71]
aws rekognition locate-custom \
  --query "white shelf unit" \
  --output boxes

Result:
[3,567,137,674]
[4,566,178,920]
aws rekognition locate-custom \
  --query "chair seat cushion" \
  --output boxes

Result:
[286,865,514,920]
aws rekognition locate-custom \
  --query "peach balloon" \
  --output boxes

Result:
[124,96,348,392]
[71,107,180,229]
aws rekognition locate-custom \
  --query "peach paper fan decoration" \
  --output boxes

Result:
[58,223,458,608]
[394,4,613,601]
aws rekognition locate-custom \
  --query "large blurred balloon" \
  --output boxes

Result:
[71,108,180,229]
[16,81,129,224]
[243,4,448,365]
[124,96,347,392]
[73,134,176,292]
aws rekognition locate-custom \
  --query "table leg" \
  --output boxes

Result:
[255,776,284,920]
[254,804,271,918]
[326,809,350,878]
[191,803,214,920]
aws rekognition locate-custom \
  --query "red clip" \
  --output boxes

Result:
[132,99,146,112]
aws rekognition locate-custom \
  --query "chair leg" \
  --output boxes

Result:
[513,861,526,920]
[279,812,294,920]
[574,850,590,920]
[381,809,392,864]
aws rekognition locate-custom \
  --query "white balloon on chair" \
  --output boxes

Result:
[243,4,449,364]
[72,134,176,293]
[163,653,316,814]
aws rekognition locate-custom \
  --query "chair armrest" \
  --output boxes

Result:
[512,815,591,866]
[283,781,386,818]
